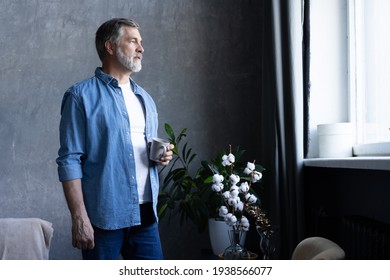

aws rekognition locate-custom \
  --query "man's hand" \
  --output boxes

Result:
[159,144,174,166]
[62,179,95,250]
[71,214,95,250]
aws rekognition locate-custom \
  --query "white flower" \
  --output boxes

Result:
[251,171,262,183]
[228,196,240,207]
[211,183,224,192]
[243,162,255,174]
[239,182,249,193]
[209,146,266,231]
[249,195,257,203]
[218,206,228,217]
[222,191,230,199]
[235,200,244,211]
[229,174,240,185]
[225,213,237,226]
[240,216,249,225]
[241,225,250,231]
[222,153,235,166]
[240,216,250,231]
[245,193,258,203]
[212,174,224,184]
[229,185,239,197]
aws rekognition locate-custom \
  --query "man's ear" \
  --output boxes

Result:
[104,40,115,56]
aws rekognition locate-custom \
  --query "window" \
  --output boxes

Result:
[307,0,390,158]
[349,0,390,145]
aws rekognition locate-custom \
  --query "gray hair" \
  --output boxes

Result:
[95,18,140,61]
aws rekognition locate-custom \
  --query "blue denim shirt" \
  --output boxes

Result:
[56,68,159,230]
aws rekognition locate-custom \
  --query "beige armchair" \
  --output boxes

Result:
[0,218,54,260]
[292,236,345,260]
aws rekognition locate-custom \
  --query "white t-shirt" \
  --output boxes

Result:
[119,82,152,204]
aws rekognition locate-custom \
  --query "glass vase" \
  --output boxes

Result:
[223,229,248,260]
[257,227,277,260]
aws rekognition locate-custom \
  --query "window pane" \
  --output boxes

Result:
[361,0,390,143]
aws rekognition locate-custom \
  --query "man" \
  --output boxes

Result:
[56,18,173,260]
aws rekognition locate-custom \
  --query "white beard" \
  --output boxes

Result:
[116,47,142,72]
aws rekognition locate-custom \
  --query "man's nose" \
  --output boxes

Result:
[137,44,144,53]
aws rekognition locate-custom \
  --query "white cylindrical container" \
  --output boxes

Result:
[317,123,354,158]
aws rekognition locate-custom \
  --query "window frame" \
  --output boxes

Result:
[305,0,390,160]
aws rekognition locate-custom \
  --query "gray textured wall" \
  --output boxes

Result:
[0,0,262,259]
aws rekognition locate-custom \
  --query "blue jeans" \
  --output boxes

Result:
[82,222,164,260]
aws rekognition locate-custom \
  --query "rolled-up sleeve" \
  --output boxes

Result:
[56,90,86,182]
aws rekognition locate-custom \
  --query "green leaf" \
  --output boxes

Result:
[158,203,168,219]
[177,128,188,143]
[187,153,197,165]
[164,123,175,140]
[182,142,188,161]
[204,176,213,184]
[185,148,192,163]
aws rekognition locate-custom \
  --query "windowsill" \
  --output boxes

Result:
[304,157,390,171]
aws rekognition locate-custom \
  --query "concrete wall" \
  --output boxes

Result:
[0,0,263,259]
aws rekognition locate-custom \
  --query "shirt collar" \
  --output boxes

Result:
[95,67,117,85]
[95,67,138,93]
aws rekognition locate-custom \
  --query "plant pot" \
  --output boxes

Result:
[208,218,246,255]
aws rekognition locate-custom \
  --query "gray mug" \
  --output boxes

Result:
[149,137,170,162]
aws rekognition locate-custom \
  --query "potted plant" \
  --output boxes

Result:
[157,123,217,233]
[157,123,268,256]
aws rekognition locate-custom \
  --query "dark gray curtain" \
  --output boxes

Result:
[259,0,305,259]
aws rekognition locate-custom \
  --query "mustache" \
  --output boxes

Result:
[133,53,142,60]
